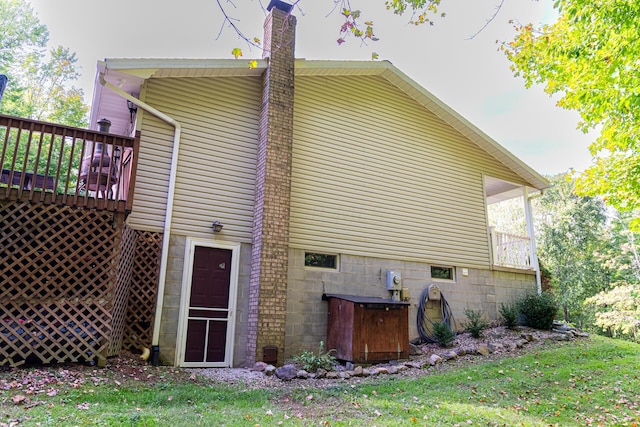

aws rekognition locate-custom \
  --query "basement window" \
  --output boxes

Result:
[431,266,455,281]
[304,252,338,270]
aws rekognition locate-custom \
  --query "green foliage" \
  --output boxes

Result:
[585,282,640,342]
[517,291,559,330]
[385,0,444,25]
[0,0,88,127]
[432,321,455,347]
[498,302,519,329]
[503,0,640,223]
[0,0,47,67]
[292,341,336,372]
[534,174,613,324]
[463,308,489,338]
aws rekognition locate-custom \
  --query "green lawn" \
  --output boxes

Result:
[1,335,638,426]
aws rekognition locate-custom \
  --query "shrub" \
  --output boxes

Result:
[463,309,489,338]
[517,291,558,330]
[432,321,456,347]
[292,341,336,372]
[499,302,520,329]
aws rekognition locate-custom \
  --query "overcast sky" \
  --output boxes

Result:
[28,0,595,175]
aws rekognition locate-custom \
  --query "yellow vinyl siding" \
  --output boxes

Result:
[126,115,174,232]
[290,76,528,269]
[126,76,261,240]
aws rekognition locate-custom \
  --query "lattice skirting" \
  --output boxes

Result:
[122,230,162,351]
[1,201,127,366]
[108,223,136,357]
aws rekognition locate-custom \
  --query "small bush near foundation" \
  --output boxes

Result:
[499,302,520,329]
[463,309,489,338]
[432,322,456,347]
[292,341,336,372]
[517,291,559,330]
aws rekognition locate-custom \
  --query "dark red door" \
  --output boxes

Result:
[183,246,233,364]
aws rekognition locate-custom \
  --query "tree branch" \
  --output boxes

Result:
[466,0,505,40]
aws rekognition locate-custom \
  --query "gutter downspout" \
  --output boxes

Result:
[99,74,182,366]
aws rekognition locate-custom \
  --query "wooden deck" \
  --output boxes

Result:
[0,114,139,212]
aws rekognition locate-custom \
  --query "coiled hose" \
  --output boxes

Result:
[416,286,457,343]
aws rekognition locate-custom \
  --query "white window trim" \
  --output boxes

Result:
[430,265,456,283]
[303,252,340,271]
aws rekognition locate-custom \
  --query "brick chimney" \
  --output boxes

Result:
[246,0,296,366]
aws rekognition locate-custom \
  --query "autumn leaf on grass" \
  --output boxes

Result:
[11,394,27,405]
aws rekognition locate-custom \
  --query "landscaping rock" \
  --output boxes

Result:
[454,347,466,357]
[443,350,459,360]
[405,360,425,369]
[476,344,491,356]
[187,325,596,386]
[297,370,309,379]
[252,362,268,372]
[521,333,534,342]
[409,343,423,355]
[275,364,298,381]
[551,332,571,341]
[515,339,528,348]
[487,342,504,353]
[376,367,389,375]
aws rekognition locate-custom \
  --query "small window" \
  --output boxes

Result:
[431,266,455,281]
[304,252,338,269]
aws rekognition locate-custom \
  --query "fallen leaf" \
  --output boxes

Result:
[11,395,26,405]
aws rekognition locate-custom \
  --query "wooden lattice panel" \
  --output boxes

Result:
[123,230,162,350]
[107,222,136,357]
[0,201,123,366]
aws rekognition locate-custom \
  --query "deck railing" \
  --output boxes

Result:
[489,227,533,270]
[0,114,138,212]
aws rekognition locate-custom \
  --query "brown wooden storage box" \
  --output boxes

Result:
[323,294,409,364]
